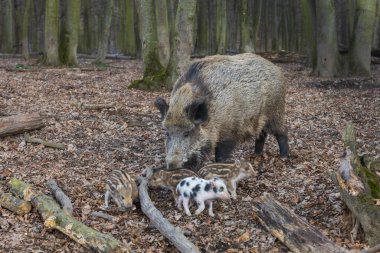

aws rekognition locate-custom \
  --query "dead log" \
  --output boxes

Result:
[91,211,120,223]
[0,190,31,215]
[24,133,65,149]
[331,123,380,246]
[46,179,73,215]
[252,194,347,253]
[8,178,130,253]
[137,168,200,253]
[0,113,44,137]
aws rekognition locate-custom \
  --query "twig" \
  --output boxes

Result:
[91,211,120,223]
[24,133,65,150]
[137,167,200,253]
[46,179,73,215]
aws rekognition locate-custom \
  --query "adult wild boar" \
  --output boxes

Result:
[155,53,289,170]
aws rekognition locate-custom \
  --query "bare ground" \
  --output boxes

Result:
[0,56,379,253]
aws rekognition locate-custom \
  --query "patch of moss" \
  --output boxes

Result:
[355,156,380,199]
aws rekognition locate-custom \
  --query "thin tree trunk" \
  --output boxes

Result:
[300,0,317,67]
[240,0,254,53]
[216,0,227,54]
[165,0,197,88]
[125,0,136,57]
[313,0,340,77]
[44,0,60,65]
[60,0,80,66]
[348,0,376,75]
[155,0,171,68]
[252,0,263,52]
[3,0,15,53]
[95,0,114,63]
[195,1,209,56]
[21,0,32,59]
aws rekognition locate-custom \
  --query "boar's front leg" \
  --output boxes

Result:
[215,140,236,162]
[254,130,267,155]
[275,132,289,158]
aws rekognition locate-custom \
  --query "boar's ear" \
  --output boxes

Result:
[186,99,208,125]
[154,97,169,120]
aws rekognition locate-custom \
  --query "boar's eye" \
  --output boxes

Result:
[219,186,225,192]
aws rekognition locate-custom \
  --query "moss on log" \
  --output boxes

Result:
[331,122,380,246]
[0,191,32,215]
[9,178,130,253]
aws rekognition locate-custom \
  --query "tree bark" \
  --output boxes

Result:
[0,113,44,138]
[313,0,340,77]
[300,0,317,67]
[125,0,136,57]
[9,178,131,253]
[165,0,197,88]
[2,0,15,53]
[95,0,114,64]
[0,191,32,215]
[253,194,347,253]
[331,123,380,247]
[46,179,73,215]
[216,0,227,54]
[60,0,81,66]
[155,0,171,69]
[240,0,254,53]
[21,0,32,59]
[129,0,165,90]
[348,0,376,76]
[44,0,60,65]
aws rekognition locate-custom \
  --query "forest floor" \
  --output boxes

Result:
[0,55,379,253]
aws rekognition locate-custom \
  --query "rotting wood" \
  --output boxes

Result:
[137,167,200,253]
[24,133,65,149]
[91,211,120,223]
[252,194,347,253]
[331,122,380,246]
[8,178,130,253]
[46,179,73,215]
[0,113,44,138]
[0,190,31,215]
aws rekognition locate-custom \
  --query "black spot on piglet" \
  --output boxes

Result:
[213,187,217,193]
[192,184,200,193]
[180,180,186,187]
[186,182,190,186]
[192,177,196,180]
[184,192,188,198]
[205,183,211,192]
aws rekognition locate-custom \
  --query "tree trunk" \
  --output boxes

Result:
[165,0,197,88]
[300,0,317,67]
[60,0,80,66]
[44,0,60,65]
[240,0,254,53]
[252,0,263,52]
[125,0,136,57]
[313,0,340,77]
[155,0,171,68]
[21,0,32,59]
[348,0,376,76]
[129,0,165,90]
[95,0,114,64]
[194,1,209,56]
[2,0,15,53]
[216,0,227,54]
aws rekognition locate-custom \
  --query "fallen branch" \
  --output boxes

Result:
[361,244,380,253]
[46,179,73,215]
[252,194,347,253]
[331,123,380,246]
[24,133,65,149]
[0,190,31,215]
[9,178,130,253]
[137,168,200,253]
[91,211,120,223]
[79,103,115,110]
[0,113,44,138]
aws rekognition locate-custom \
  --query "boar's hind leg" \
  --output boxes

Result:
[254,131,267,155]
[215,140,236,162]
[274,130,289,158]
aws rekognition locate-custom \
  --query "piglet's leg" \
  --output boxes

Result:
[104,190,110,208]
[195,201,206,216]
[176,196,183,210]
[183,198,192,216]
[206,200,214,217]
[227,181,237,200]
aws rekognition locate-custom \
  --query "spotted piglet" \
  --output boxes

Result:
[176,177,230,217]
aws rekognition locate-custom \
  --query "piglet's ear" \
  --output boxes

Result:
[154,97,169,121]
[186,99,208,125]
